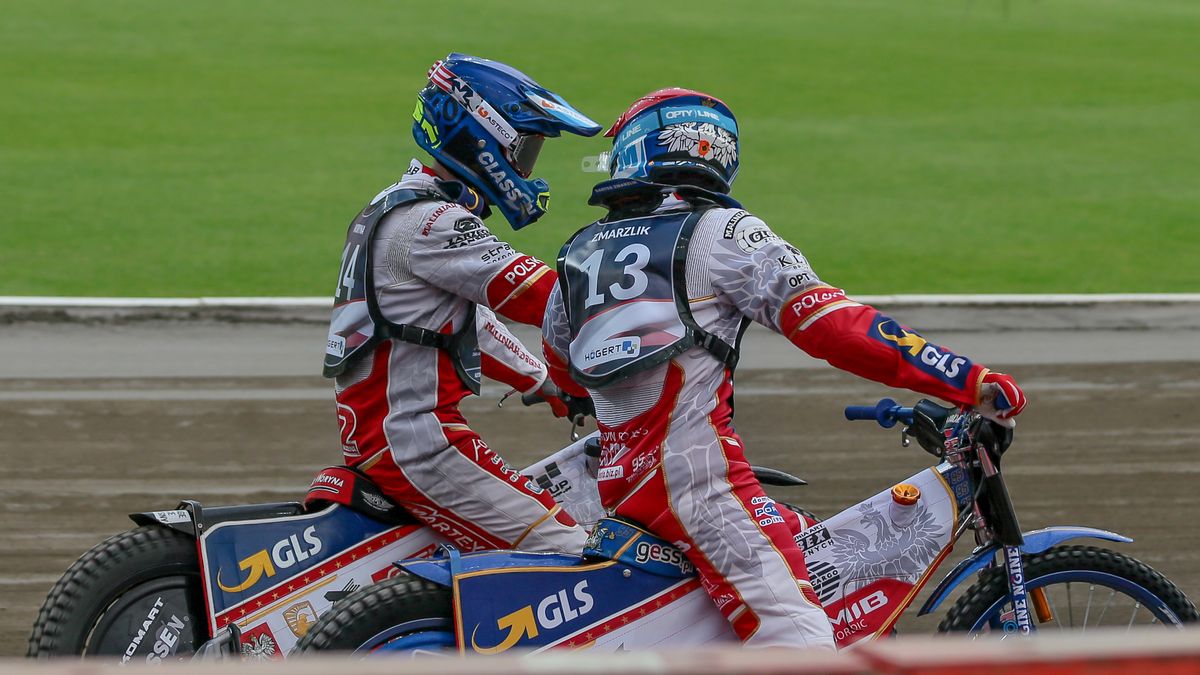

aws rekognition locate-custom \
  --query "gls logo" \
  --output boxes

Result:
[216,526,323,593]
[871,316,970,387]
[471,580,594,654]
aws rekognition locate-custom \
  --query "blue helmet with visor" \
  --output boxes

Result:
[412,54,601,229]
[603,88,740,194]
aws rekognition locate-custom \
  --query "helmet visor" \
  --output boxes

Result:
[509,134,544,179]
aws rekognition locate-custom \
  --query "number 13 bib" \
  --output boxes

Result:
[558,209,737,387]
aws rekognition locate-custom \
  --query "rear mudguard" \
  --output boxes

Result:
[129,499,305,538]
[918,526,1133,615]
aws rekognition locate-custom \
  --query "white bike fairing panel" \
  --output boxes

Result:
[575,581,735,651]
[797,465,964,648]
[521,433,605,529]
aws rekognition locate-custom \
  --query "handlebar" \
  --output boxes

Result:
[844,398,914,428]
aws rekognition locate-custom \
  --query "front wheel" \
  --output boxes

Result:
[939,545,1199,634]
[293,574,454,655]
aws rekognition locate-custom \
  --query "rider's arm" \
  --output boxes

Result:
[709,212,1023,415]
[407,204,556,327]
[540,283,590,399]
[476,305,547,394]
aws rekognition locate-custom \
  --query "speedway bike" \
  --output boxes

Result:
[26,422,804,661]
[291,398,1198,654]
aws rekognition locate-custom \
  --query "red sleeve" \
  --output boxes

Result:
[542,338,589,399]
[484,257,557,327]
[780,285,988,407]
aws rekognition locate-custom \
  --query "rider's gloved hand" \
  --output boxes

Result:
[977,371,1026,426]
[525,380,594,420]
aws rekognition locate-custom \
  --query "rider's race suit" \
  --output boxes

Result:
[544,195,998,648]
[330,160,586,554]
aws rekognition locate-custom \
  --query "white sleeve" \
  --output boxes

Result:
[476,305,548,393]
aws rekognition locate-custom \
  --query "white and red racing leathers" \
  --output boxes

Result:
[335,160,585,553]
[543,199,1001,648]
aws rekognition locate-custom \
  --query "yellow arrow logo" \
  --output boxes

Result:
[216,549,276,593]
[877,321,927,356]
[470,605,539,654]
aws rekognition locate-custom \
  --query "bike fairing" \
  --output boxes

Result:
[198,504,439,656]
[397,463,964,653]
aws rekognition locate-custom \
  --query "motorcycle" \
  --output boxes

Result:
[26,423,806,661]
[291,398,1198,654]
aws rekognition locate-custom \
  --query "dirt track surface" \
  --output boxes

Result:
[3,359,1199,656]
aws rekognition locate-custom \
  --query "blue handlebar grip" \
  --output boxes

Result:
[844,406,878,421]
[844,397,904,428]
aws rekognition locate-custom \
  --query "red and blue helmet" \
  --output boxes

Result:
[412,54,601,229]
[604,88,740,193]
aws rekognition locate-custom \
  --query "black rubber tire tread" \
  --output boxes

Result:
[939,545,1199,633]
[780,501,821,524]
[27,525,200,657]
[293,573,451,653]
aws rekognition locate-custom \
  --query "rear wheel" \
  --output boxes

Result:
[28,526,206,660]
[939,545,1198,634]
[293,574,453,655]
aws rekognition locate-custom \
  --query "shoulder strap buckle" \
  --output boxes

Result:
[693,328,739,368]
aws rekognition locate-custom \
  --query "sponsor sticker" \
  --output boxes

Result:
[734,224,779,253]
[421,203,456,236]
[481,243,514,263]
[283,601,318,638]
[360,491,392,511]
[240,623,281,660]
[122,597,164,663]
[596,465,625,481]
[633,541,694,574]
[216,526,323,594]
[477,151,535,213]
[325,334,346,357]
[151,510,192,525]
[869,314,971,388]
[582,336,641,367]
[796,525,834,554]
[722,211,750,239]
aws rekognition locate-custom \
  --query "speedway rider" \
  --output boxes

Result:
[323,54,601,554]
[542,89,1027,648]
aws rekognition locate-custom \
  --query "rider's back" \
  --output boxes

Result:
[554,200,809,437]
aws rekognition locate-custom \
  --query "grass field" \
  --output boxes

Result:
[2,0,1197,296]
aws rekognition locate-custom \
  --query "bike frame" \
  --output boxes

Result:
[392,400,1136,651]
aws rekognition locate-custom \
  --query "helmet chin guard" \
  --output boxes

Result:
[411,54,601,229]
